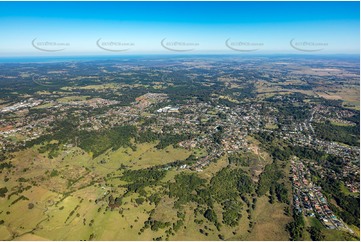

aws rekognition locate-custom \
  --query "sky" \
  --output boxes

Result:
[0,1,359,56]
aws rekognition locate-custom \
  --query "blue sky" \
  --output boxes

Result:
[0,1,359,56]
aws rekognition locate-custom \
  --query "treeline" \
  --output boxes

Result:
[25,116,191,158]
[38,142,60,159]
[210,168,253,227]
[273,183,289,204]
[307,227,324,241]
[253,131,293,161]
[345,112,360,125]
[0,152,6,162]
[169,173,206,206]
[221,200,242,227]
[314,121,359,146]
[168,167,254,228]
[210,168,254,202]
[78,125,136,157]
[24,118,78,148]
[121,168,167,194]
[264,93,311,121]
[0,162,12,170]
[228,153,251,166]
[28,121,137,158]
[164,84,215,103]
[257,163,287,201]
[135,130,159,143]
[0,187,8,197]
[255,131,350,178]
[318,177,360,227]
[277,104,311,120]
[254,131,326,161]
[136,130,190,149]
[155,134,189,149]
[286,211,305,241]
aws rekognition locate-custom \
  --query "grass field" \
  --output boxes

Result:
[2,136,356,240]
[245,196,292,240]
[56,96,90,103]
[0,141,194,240]
[98,142,191,171]
[61,83,120,91]
[31,102,55,109]
[339,182,359,197]
[303,216,359,241]
[322,229,359,241]
[315,87,360,110]
[330,121,354,127]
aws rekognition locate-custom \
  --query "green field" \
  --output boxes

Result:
[0,138,298,240]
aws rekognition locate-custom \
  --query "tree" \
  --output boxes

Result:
[204,208,217,223]
[308,227,324,241]
[0,187,8,197]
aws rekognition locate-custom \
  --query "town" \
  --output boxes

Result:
[291,159,353,232]
[0,56,359,241]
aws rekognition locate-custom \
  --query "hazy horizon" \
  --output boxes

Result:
[0,1,359,56]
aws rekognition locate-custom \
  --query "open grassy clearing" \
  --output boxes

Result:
[56,95,90,103]
[322,229,359,241]
[60,83,120,91]
[32,102,55,109]
[0,140,193,240]
[170,202,218,241]
[304,217,358,241]
[331,121,355,127]
[245,196,292,240]
[315,87,359,110]
[265,123,278,129]
[77,142,192,180]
